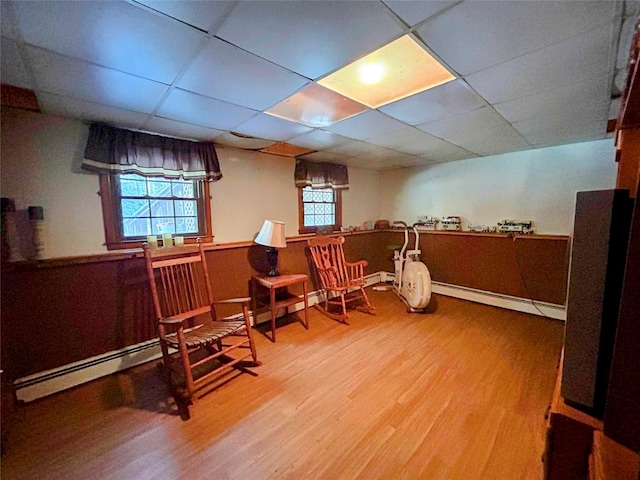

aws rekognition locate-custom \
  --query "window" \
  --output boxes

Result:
[99,173,212,250]
[298,186,342,234]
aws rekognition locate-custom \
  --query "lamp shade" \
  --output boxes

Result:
[255,220,287,248]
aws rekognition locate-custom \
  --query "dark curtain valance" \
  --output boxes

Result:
[82,124,222,181]
[294,159,349,190]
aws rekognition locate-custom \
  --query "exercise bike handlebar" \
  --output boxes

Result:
[392,221,421,256]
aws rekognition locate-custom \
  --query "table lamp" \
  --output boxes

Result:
[255,219,286,276]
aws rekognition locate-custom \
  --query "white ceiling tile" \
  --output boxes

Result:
[389,155,438,167]
[288,130,353,150]
[12,0,203,84]
[132,0,236,33]
[417,1,617,75]
[1,37,33,89]
[466,23,615,104]
[325,140,385,157]
[516,119,610,147]
[382,152,429,166]
[448,123,532,156]
[494,76,610,124]
[298,151,347,163]
[339,156,402,171]
[367,126,444,155]
[0,2,19,40]
[233,114,313,142]
[178,38,309,111]
[418,107,531,155]
[379,80,486,125]
[157,88,257,130]
[383,1,458,27]
[143,116,223,142]
[418,106,508,138]
[325,110,406,141]
[25,46,169,114]
[37,92,149,130]
[213,132,276,150]
[353,146,401,161]
[216,1,405,79]
[416,142,476,163]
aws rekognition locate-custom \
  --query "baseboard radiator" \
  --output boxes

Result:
[13,271,564,402]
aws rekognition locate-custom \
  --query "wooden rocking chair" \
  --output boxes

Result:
[307,236,375,322]
[143,242,259,419]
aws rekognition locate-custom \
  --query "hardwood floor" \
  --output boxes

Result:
[1,291,564,480]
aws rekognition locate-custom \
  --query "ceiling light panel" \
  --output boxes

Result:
[318,35,455,109]
[260,142,315,158]
[265,83,368,128]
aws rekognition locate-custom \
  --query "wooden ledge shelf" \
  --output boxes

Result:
[545,349,604,480]
[589,430,640,480]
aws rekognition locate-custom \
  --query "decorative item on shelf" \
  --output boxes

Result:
[255,219,287,277]
[467,224,497,233]
[27,206,44,260]
[374,219,390,229]
[416,216,440,230]
[174,236,184,246]
[497,219,534,235]
[146,235,159,249]
[161,233,173,247]
[441,216,462,231]
[1,198,20,262]
[362,220,374,230]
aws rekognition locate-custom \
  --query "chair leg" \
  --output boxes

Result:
[176,330,195,399]
[242,304,258,363]
[339,293,348,319]
[357,286,375,314]
[313,291,349,323]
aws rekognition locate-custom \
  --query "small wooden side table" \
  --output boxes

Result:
[251,273,309,342]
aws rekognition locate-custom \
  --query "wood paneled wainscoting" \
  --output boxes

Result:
[1,230,569,403]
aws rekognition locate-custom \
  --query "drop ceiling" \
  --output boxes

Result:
[1,0,637,170]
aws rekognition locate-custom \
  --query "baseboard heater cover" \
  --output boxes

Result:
[431,281,566,321]
[14,339,164,403]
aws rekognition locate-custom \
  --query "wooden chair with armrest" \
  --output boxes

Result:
[307,235,375,323]
[143,241,259,419]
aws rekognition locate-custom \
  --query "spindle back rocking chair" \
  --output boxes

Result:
[307,236,375,323]
[144,242,258,418]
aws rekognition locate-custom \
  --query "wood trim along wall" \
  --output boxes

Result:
[1,230,569,383]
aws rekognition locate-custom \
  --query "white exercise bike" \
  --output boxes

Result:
[392,221,432,312]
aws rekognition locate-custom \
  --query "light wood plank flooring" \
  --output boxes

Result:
[1,291,564,480]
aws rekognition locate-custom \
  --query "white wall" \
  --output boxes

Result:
[212,146,300,244]
[0,108,383,257]
[379,139,618,235]
[1,108,104,259]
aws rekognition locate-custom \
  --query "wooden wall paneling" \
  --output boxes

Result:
[0,259,156,379]
[513,237,570,306]
[415,232,569,305]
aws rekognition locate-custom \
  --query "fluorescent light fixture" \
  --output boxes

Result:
[318,35,455,108]
[265,83,368,128]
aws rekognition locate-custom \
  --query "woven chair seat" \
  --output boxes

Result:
[165,320,246,349]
